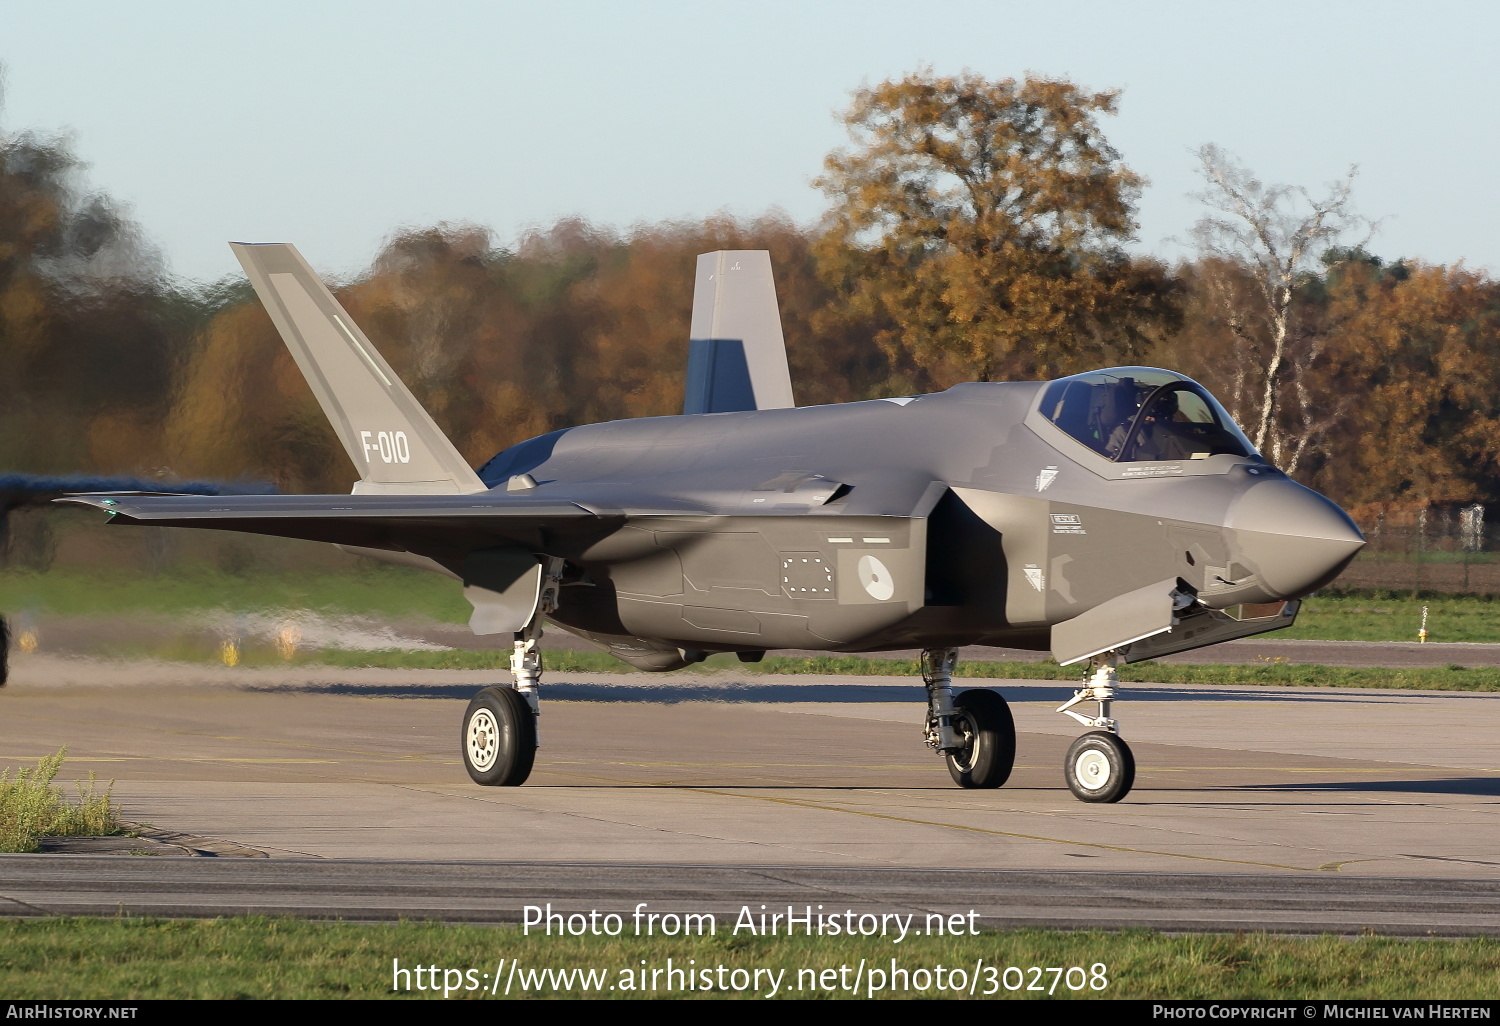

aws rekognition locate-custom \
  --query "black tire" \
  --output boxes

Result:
[945,688,1016,789]
[1063,731,1135,803]
[461,687,536,786]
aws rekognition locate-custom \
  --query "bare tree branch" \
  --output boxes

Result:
[1190,145,1373,463]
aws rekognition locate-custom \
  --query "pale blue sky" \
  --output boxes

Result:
[2,0,1493,283]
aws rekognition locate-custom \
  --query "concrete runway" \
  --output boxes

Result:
[2,653,1499,933]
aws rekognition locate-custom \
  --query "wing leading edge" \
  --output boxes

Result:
[55,492,604,562]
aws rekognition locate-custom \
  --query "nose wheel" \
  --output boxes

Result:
[1064,731,1134,803]
[1057,652,1136,803]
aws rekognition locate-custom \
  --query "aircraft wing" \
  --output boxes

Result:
[56,491,607,556]
[0,474,272,515]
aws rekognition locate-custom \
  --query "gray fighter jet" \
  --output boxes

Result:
[62,244,1365,803]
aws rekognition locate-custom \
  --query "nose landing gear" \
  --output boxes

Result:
[1064,731,1135,803]
[1056,652,1135,803]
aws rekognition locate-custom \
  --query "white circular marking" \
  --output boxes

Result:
[1074,748,1111,790]
[857,554,895,601]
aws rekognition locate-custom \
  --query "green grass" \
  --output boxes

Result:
[0,566,471,623]
[94,640,1500,693]
[1354,550,1500,565]
[0,749,119,853]
[0,919,1492,999]
[1282,590,1500,643]
[5,568,1500,643]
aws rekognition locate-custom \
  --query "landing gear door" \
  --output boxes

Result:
[463,547,543,635]
[1051,577,1179,666]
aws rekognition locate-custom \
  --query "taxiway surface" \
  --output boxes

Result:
[1,654,1497,932]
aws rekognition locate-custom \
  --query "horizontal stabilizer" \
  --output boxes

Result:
[1051,578,1181,666]
[685,251,794,415]
[230,243,486,496]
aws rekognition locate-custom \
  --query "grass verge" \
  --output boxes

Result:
[65,638,1500,692]
[183,646,1500,692]
[0,567,470,623]
[0,748,119,853]
[0,919,1493,999]
[1281,590,1500,643]
[6,570,1500,643]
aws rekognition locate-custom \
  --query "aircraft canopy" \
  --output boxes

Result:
[1038,368,1258,463]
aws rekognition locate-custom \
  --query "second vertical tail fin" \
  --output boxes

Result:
[683,250,795,415]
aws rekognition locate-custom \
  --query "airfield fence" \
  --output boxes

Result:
[1331,503,1500,595]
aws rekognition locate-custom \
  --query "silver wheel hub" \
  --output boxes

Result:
[951,715,976,768]
[1074,748,1112,790]
[467,709,500,772]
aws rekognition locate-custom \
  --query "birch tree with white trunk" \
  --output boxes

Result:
[1190,145,1371,470]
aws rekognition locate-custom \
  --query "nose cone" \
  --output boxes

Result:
[1227,478,1365,599]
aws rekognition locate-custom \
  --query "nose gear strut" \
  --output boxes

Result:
[1056,650,1134,802]
[1057,652,1120,733]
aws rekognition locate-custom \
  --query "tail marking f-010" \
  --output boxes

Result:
[231,243,485,496]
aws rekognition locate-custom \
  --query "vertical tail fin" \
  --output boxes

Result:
[230,243,486,495]
[684,250,795,415]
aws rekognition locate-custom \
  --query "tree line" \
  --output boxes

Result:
[3,71,1498,520]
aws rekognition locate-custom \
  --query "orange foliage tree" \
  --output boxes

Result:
[165,216,898,492]
[814,71,1179,386]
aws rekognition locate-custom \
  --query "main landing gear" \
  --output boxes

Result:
[1056,653,1135,803]
[460,558,564,787]
[918,647,1135,802]
[922,649,1015,788]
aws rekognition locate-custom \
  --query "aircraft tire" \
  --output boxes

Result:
[1064,731,1134,803]
[461,686,536,786]
[945,688,1015,789]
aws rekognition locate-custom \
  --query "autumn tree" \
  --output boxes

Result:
[0,120,187,476]
[1189,145,1371,470]
[165,214,893,492]
[1311,259,1500,506]
[814,71,1178,384]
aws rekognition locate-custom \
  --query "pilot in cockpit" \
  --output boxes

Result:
[1107,390,1193,461]
[1044,367,1256,463]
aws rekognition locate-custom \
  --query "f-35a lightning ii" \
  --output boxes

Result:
[63,244,1365,803]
